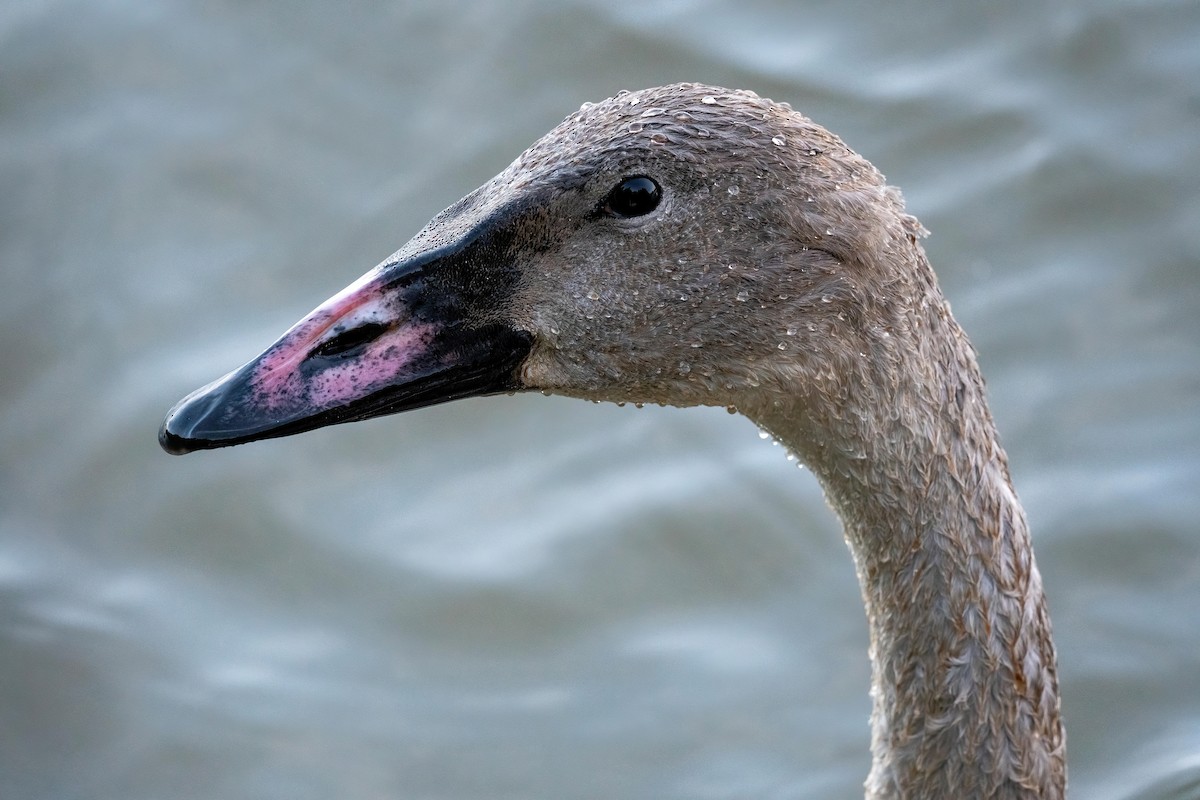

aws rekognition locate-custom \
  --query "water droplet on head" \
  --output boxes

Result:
[629,96,640,105]
[678,361,691,374]
[736,290,750,302]
[727,185,740,197]
[640,108,664,117]
[758,430,771,440]
[777,342,787,350]
[695,127,711,138]
[786,326,797,336]
[725,405,738,415]
[627,121,644,133]
[772,135,786,147]
[586,290,600,301]
[650,133,668,144]
[701,95,717,105]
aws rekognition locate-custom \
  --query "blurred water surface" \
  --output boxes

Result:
[2,1,1199,798]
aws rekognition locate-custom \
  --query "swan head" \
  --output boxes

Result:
[161,83,924,454]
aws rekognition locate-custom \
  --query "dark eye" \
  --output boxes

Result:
[603,176,661,218]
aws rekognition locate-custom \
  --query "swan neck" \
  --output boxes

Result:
[748,316,1066,798]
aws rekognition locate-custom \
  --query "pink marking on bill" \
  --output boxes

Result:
[246,269,438,411]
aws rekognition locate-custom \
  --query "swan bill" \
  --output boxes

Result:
[159,243,532,455]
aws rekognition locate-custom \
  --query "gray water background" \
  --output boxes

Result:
[3,1,1199,798]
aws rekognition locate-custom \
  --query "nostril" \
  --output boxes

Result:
[309,322,389,359]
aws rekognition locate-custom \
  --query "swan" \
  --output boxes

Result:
[160,83,1066,798]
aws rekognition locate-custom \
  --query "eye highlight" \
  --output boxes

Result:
[602,176,661,218]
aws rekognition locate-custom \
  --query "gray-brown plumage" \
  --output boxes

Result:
[161,83,1067,798]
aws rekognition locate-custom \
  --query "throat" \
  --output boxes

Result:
[747,369,1066,798]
